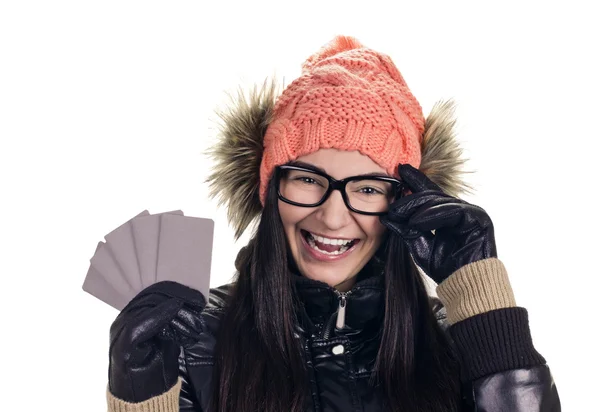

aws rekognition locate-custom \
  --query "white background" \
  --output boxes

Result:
[1,1,597,410]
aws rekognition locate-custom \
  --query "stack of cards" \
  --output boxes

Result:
[82,210,214,311]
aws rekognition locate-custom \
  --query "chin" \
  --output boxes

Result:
[300,263,355,288]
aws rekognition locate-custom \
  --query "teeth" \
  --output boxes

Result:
[308,236,350,255]
[310,232,352,246]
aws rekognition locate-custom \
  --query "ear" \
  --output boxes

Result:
[419,99,475,198]
[204,78,280,240]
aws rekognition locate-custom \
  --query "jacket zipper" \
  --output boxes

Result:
[322,290,352,340]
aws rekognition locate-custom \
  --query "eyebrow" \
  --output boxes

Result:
[288,161,393,178]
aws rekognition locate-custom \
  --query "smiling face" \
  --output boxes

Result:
[278,149,391,291]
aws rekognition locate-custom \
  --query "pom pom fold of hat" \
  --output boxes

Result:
[206,36,474,240]
[301,35,365,71]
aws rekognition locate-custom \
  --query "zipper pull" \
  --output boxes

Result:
[335,294,347,330]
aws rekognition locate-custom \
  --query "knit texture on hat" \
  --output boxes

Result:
[259,35,425,204]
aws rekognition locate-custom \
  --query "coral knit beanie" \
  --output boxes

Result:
[259,35,425,205]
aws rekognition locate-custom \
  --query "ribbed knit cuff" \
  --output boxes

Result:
[106,377,182,412]
[436,258,517,324]
[450,307,546,382]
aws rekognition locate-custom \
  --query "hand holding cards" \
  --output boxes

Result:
[82,210,214,311]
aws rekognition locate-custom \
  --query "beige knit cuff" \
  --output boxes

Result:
[436,258,517,325]
[106,377,182,412]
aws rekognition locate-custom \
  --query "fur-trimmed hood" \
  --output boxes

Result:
[205,78,474,239]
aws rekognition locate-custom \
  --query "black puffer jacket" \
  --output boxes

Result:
[176,270,561,411]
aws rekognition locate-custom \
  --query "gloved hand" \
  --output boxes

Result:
[380,164,497,284]
[108,281,206,403]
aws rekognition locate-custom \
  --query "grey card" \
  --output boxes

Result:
[90,240,135,299]
[131,210,184,289]
[82,241,128,310]
[156,214,214,299]
[104,210,150,292]
[82,266,128,311]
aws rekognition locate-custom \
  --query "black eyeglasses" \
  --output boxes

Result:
[275,165,404,215]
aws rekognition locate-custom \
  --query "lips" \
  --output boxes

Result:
[300,229,360,262]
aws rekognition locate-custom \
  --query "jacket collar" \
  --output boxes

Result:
[291,257,386,333]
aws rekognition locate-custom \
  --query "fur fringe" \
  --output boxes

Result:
[206,82,474,239]
[419,99,476,199]
[204,78,279,240]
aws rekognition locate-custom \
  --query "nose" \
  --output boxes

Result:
[316,189,352,230]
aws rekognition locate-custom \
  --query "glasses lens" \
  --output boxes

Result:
[279,169,329,205]
[346,178,397,213]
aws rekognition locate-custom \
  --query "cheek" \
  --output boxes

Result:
[356,216,386,244]
[278,201,312,240]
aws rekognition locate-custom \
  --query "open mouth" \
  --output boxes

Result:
[300,229,360,256]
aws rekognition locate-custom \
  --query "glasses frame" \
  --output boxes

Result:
[275,165,404,216]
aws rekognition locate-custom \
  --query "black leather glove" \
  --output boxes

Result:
[108,281,206,402]
[380,164,497,284]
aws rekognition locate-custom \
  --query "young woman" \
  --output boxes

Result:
[106,35,561,411]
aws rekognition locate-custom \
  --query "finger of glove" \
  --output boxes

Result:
[390,227,437,275]
[398,164,445,193]
[406,203,469,232]
[119,292,172,318]
[154,322,198,351]
[407,233,436,272]
[134,281,206,310]
[112,293,174,335]
[381,216,440,279]
[168,319,202,347]
[125,298,184,346]
[380,215,423,239]
[111,298,159,339]
[388,191,456,221]
[169,307,204,342]
[155,320,198,352]
[409,203,491,233]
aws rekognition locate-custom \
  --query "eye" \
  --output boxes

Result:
[295,176,312,182]
[358,186,384,195]
[291,175,327,188]
[352,185,387,196]
[296,176,316,184]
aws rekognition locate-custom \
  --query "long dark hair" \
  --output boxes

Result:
[374,233,462,411]
[210,177,462,411]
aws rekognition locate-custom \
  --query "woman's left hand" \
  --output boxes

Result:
[380,164,498,284]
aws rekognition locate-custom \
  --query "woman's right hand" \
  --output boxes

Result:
[108,281,206,403]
